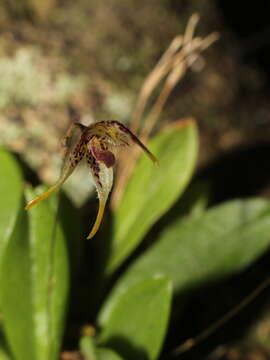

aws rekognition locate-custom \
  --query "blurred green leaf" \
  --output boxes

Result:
[97,348,124,360]
[80,335,97,360]
[0,149,23,268]
[100,198,270,324]
[162,179,211,223]
[0,186,69,360]
[0,334,11,360]
[79,336,124,360]
[106,120,198,275]
[99,277,172,360]
[47,192,83,279]
[180,180,211,218]
[0,348,11,360]
[0,330,11,360]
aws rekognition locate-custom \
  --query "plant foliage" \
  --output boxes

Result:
[1,117,270,360]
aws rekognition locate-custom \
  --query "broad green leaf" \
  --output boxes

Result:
[100,198,270,324]
[106,120,198,274]
[0,335,12,360]
[47,192,83,279]
[99,277,172,360]
[0,348,11,360]
[0,186,69,360]
[97,348,124,360]
[0,149,23,267]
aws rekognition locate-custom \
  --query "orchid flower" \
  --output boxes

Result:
[25,120,158,239]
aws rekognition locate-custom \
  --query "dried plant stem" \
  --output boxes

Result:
[111,14,219,209]
[142,32,219,139]
[140,61,186,139]
[131,35,184,134]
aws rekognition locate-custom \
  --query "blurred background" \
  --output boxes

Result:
[1,0,270,203]
[2,1,270,359]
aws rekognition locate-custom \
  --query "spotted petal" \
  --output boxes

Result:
[86,151,113,239]
[86,121,159,166]
[89,136,115,168]
[25,124,85,210]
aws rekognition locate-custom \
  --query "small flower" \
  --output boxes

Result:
[25,120,158,239]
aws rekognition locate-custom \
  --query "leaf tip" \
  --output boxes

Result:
[165,117,197,131]
[154,158,160,168]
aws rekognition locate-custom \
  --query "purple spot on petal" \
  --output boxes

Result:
[97,150,115,167]
[91,144,115,168]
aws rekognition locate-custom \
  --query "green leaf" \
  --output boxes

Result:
[0,186,69,360]
[97,348,124,360]
[0,348,11,360]
[162,179,211,222]
[0,149,23,268]
[180,180,211,218]
[106,120,198,275]
[47,192,83,279]
[99,277,172,360]
[80,335,97,360]
[100,198,270,324]
[0,334,12,360]
[79,336,124,360]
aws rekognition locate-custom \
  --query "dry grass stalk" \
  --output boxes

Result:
[110,14,219,209]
